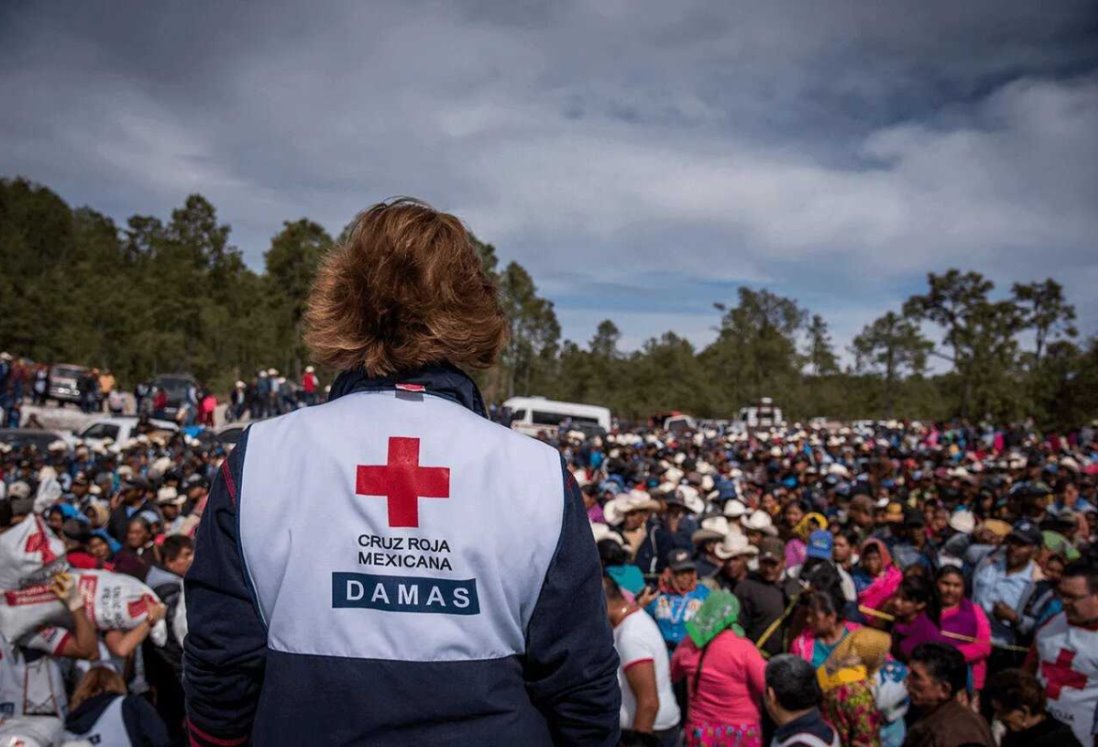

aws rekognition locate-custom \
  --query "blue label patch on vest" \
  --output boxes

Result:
[332,572,480,615]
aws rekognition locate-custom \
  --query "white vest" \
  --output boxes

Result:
[239,390,565,662]
[62,695,129,746]
[1036,613,1098,745]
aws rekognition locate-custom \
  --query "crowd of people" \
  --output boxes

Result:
[0,351,325,431]
[576,419,1098,746]
[224,365,322,422]
[0,412,216,745]
[4,336,1098,746]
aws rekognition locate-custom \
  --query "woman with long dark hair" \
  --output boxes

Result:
[890,574,948,662]
[790,590,861,668]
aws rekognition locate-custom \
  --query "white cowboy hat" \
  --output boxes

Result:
[676,485,706,515]
[948,510,976,535]
[157,486,184,506]
[691,515,732,545]
[723,499,748,519]
[741,510,778,536]
[604,491,661,526]
[714,532,760,560]
[7,481,31,500]
[590,522,623,547]
[1060,457,1080,473]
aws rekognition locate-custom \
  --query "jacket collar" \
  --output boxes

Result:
[328,362,488,419]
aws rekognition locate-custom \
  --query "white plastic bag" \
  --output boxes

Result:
[0,571,166,646]
[0,716,63,747]
[0,516,68,590]
[172,587,188,647]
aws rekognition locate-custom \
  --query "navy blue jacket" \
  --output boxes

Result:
[183,365,620,746]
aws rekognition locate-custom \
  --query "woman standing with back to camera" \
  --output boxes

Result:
[183,199,620,746]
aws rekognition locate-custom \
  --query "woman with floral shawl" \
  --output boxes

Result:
[817,628,889,747]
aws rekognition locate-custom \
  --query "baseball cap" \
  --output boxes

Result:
[667,548,696,572]
[1008,520,1042,546]
[806,530,833,560]
[758,537,785,563]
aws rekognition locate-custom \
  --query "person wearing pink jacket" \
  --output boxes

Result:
[671,591,767,747]
[937,566,992,689]
[853,538,903,614]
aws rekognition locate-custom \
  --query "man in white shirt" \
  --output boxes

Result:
[604,575,681,746]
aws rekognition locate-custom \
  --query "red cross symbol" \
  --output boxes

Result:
[1042,648,1088,698]
[356,437,450,528]
[25,519,58,564]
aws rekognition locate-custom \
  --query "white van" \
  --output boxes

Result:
[503,397,612,438]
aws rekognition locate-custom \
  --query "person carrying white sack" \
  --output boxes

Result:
[0,572,98,722]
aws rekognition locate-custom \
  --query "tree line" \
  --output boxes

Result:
[1,176,1095,428]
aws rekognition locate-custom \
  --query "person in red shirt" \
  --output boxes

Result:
[199,391,217,427]
[302,365,319,406]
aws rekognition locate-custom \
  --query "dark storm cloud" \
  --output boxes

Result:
[1,0,1096,353]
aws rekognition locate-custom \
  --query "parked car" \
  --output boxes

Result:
[0,428,69,453]
[76,416,179,449]
[148,373,199,419]
[47,363,89,406]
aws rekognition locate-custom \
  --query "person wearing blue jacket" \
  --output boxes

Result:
[184,199,620,747]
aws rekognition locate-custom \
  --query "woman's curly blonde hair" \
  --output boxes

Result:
[304,198,507,376]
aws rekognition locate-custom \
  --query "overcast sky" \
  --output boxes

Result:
[2,0,1096,356]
